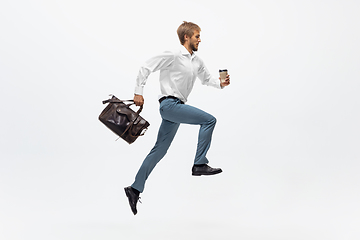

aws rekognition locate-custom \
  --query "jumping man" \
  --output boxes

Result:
[124,21,231,215]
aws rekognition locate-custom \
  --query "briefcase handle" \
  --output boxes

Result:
[102,98,143,115]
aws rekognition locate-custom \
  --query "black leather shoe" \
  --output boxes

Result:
[124,186,141,215]
[192,164,222,176]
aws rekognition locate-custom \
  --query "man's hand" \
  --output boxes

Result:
[220,75,230,88]
[134,94,144,106]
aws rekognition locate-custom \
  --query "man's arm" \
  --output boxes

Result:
[197,59,230,89]
[134,51,175,106]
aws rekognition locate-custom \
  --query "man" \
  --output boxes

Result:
[124,21,230,215]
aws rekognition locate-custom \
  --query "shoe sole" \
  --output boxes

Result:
[192,169,222,176]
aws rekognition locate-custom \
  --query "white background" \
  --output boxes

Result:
[1,0,359,239]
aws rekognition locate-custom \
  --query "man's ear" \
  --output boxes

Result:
[184,34,190,43]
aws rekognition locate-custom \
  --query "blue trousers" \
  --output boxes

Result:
[131,98,217,193]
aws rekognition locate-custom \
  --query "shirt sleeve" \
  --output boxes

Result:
[134,51,175,95]
[197,58,222,89]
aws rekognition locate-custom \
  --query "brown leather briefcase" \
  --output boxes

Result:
[99,95,150,144]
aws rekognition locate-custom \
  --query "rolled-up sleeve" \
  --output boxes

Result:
[134,51,175,95]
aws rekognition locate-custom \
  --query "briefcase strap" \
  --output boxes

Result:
[102,98,133,104]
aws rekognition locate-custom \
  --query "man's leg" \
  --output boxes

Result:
[131,119,180,193]
[159,99,217,165]
[125,102,180,215]
[125,98,220,214]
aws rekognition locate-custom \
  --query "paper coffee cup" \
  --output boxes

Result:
[219,69,228,83]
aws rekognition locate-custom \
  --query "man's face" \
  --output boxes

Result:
[189,30,201,52]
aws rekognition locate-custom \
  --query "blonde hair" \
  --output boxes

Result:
[177,21,201,45]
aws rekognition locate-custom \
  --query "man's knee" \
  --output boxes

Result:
[203,115,216,129]
[150,142,171,160]
[209,115,217,126]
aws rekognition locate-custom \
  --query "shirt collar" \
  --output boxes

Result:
[180,45,197,59]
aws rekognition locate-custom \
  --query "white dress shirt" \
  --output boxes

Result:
[134,45,222,103]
